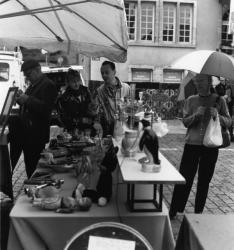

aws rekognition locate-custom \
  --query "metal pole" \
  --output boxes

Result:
[130,84,136,129]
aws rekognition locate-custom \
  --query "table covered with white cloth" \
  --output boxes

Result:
[7,169,175,250]
[175,214,234,250]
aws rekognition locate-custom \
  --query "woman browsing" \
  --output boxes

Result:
[169,74,232,219]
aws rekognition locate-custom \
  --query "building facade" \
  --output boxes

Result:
[220,0,233,54]
[90,0,229,118]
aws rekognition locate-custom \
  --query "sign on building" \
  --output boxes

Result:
[163,69,182,83]
[132,69,152,82]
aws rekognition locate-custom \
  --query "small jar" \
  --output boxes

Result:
[121,130,138,157]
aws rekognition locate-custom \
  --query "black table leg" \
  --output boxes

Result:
[126,183,163,212]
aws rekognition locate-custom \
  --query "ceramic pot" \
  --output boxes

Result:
[121,130,138,157]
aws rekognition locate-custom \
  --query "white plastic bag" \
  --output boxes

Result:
[203,116,223,147]
[152,119,169,138]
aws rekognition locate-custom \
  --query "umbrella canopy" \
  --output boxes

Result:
[171,50,234,80]
[0,0,128,62]
[177,71,196,101]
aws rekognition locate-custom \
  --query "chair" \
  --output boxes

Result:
[64,221,153,250]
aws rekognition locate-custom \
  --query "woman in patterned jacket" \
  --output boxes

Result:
[57,69,97,135]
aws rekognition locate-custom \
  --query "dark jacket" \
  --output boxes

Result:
[20,75,57,143]
[183,93,231,145]
[57,85,97,131]
[215,83,226,96]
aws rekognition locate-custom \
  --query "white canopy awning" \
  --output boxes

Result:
[0,0,128,62]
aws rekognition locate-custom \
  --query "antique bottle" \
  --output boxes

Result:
[121,130,138,157]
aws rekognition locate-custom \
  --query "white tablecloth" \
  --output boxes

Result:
[8,171,175,250]
[175,214,234,250]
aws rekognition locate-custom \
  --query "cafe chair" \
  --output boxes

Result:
[64,221,153,250]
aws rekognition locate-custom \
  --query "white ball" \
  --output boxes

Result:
[98,197,107,207]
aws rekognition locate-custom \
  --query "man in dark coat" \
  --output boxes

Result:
[9,59,57,178]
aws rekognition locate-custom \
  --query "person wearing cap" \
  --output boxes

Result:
[9,59,57,178]
[56,69,97,135]
[94,60,130,137]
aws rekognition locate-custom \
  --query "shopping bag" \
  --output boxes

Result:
[213,96,231,148]
[152,119,169,138]
[220,128,231,148]
[203,116,223,147]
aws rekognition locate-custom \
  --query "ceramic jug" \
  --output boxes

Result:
[121,130,138,157]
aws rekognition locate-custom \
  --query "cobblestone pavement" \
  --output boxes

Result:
[11,120,234,241]
[160,132,234,240]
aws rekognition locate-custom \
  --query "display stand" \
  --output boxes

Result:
[0,131,13,199]
[127,183,163,212]
[118,151,185,212]
[0,87,18,199]
[0,130,14,250]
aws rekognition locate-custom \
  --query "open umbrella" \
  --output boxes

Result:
[0,0,128,62]
[171,50,234,80]
[177,71,196,101]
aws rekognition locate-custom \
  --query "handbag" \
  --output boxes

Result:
[215,96,231,148]
[203,116,223,147]
[220,127,231,148]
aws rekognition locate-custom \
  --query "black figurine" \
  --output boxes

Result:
[139,114,161,172]
[74,139,119,206]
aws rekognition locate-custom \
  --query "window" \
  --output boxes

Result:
[0,63,9,82]
[163,2,193,43]
[124,0,196,46]
[125,2,137,40]
[163,3,176,42]
[179,4,192,43]
[141,3,154,41]
[221,20,233,55]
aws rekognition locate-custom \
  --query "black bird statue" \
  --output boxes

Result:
[139,113,161,172]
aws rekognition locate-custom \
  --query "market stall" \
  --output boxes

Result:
[5,72,188,248]
[8,166,175,250]
[6,121,185,250]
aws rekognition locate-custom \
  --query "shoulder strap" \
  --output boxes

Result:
[214,95,220,106]
[230,85,234,97]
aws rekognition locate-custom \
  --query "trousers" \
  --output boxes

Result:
[170,144,218,214]
[100,118,115,137]
[8,116,45,178]
[10,140,45,178]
